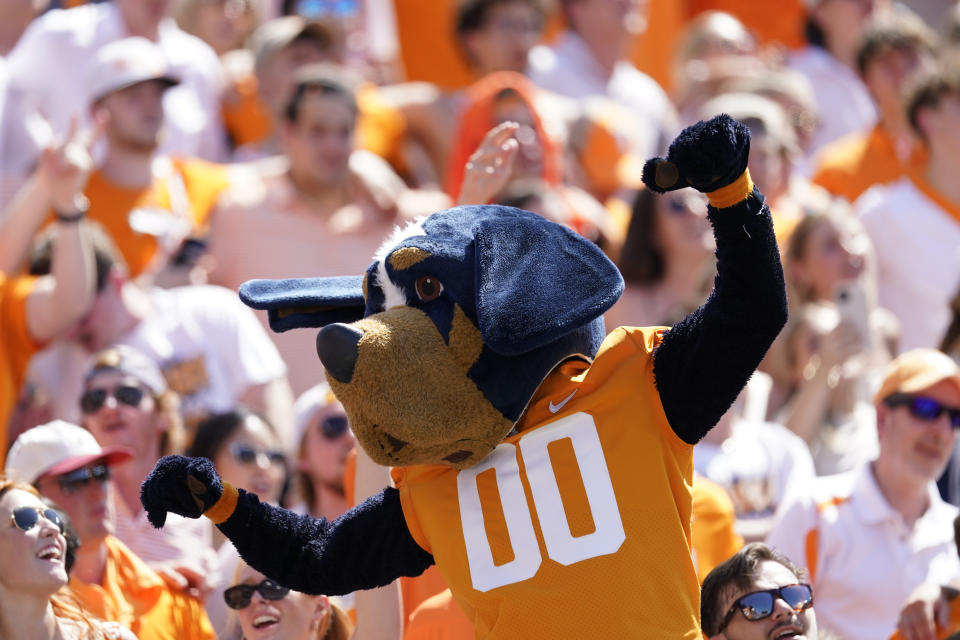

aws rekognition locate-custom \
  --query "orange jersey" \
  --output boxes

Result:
[889,596,960,640]
[812,125,928,204]
[392,326,702,639]
[685,0,806,49]
[76,158,230,277]
[691,474,743,583]
[69,536,215,640]
[0,274,42,468]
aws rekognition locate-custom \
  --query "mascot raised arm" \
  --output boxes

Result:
[141,115,786,638]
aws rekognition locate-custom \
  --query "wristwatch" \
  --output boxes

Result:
[55,194,90,223]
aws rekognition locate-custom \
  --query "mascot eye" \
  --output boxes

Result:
[415,276,443,302]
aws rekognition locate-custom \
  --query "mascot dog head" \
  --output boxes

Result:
[240,205,623,469]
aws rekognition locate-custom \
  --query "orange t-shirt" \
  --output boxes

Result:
[222,72,273,149]
[0,274,41,468]
[69,536,215,640]
[75,158,230,278]
[685,0,807,49]
[889,596,960,640]
[404,588,475,640]
[812,125,928,204]
[392,327,702,639]
[691,474,743,583]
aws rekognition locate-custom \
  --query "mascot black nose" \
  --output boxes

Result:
[316,323,363,383]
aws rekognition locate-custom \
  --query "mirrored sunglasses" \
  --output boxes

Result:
[80,385,145,414]
[57,464,111,495]
[319,415,349,439]
[719,584,813,632]
[10,506,65,534]
[884,394,960,429]
[229,443,286,467]
[223,579,290,609]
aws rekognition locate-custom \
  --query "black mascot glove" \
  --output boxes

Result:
[642,114,750,194]
[140,455,225,528]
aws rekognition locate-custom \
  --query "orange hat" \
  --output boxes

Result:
[874,349,960,404]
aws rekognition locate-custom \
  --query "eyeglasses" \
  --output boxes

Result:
[884,394,960,429]
[56,464,110,495]
[229,443,286,467]
[80,385,145,414]
[718,584,813,633]
[319,414,349,439]
[223,579,290,609]
[10,506,65,534]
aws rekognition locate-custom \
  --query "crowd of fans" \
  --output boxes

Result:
[2,0,960,638]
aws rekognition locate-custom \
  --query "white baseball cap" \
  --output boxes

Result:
[87,37,179,105]
[5,420,133,486]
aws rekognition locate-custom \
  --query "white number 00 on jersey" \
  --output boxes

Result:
[456,412,626,591]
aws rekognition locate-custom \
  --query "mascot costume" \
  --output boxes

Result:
[141,115,787,638]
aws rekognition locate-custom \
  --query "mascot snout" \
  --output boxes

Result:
[316,323,363,383]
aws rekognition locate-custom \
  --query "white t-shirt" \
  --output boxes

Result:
[788,46,877,174]
[695,420,816,524]
[857,176,960,352]
[527,30,675,161]
[29,284,287,424]
[766,465,960,640]
[0,3,225,208]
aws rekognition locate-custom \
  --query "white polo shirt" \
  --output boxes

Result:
[857,176,960,352]
[766,464,960,640]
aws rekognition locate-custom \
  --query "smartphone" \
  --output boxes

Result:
[833,279,871,346]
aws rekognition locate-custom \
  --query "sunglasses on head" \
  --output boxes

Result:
[10,506,65,534]
[230,442,286,467]
[319,415,349,439]
[80,385,145,414]
[56,464,111,495]
[718,584,813,633]
[884,394,960,429]
[223,579,290,609]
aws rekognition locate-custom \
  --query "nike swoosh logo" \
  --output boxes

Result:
[548,389,578,414]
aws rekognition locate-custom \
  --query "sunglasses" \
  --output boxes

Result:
[319,414,349,439]
[56,464,111,495]
[230,443,286,467]
[10,506,65,534]
[80,385,145,414]
[719,584,814,633]
[223,579,290,610]
[884,394,960,429]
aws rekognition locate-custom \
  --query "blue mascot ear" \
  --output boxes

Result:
[474,215,624,356]
[239,276,366,333]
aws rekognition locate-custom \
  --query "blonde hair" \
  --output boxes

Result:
[0,480,105,639]
[228,560,354,640]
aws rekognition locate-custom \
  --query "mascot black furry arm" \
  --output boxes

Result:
[141,115,786,638]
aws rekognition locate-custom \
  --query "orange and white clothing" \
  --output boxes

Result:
[812,125,927,204]
[889,597,960,640]
[69,535,215,640]
[0,273,41,467]
[392,327,701,638]
[75,157,231,278]
[766,465,960,640]
[857,173,960,352]
[691,474,743,583]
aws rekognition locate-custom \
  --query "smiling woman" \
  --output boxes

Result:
[0,479,137,640]
[227,562,353,640]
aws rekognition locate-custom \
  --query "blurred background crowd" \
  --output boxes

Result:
[2,0,960,638]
